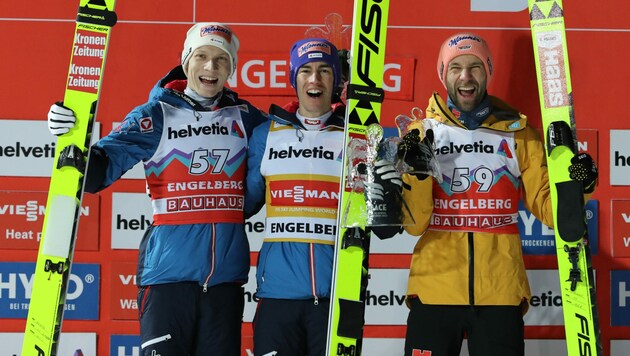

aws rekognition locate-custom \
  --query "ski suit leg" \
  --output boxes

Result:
[404,298,465,356]
[138,282,197,355]
[465,305,524,356]
[194,283,245,356]
[138,282,244,356]
[253,298,327,356]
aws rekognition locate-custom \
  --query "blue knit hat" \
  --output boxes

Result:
[289,38,341,89]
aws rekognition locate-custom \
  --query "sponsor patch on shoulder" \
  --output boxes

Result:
[508,121,521,130]
[139,117,154,133]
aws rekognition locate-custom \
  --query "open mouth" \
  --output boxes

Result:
[458,86,476,97]
[200,75,219,85]
[307,89,323,98]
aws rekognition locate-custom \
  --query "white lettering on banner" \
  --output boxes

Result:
[70,64,101,76]
[0,270,94,300]
[227,58,403,93]
[620,282,630,307]
[119,274,136,286]
[5,229,35,240]
[75,32,106,46]
[519,210,537,235]
[434,198,511,210]
[578,141,588,151]
[269,60,286,88]
[522,239,554,247]
[383,63,401,91]
[624,237,630,247]
[518,210,554,236]
[227,59,288,89]
[167,180,243,191]
[270,187,338,203]
[116,345,141,356]
[120,299,138,310]
[73,45,105,59]
[623,213,630,223]
[0,203,88,223]
[470,0,527,12]
[432,214,515,228]
[165,195,243,212]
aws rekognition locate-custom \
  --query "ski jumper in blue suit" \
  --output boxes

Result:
[245,101,345,356]
[83,65,267,355]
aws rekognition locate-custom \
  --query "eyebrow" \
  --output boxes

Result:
[449,60,483,67]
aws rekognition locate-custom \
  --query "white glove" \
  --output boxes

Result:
[48,102,76,136]
[364,159,402,201]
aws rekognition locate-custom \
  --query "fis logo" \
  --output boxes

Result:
[356,0,385,87]
[574,313,593,356]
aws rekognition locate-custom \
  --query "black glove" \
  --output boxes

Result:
[397,128,435,180]
[568,153,598,193]
[364,159,403,238]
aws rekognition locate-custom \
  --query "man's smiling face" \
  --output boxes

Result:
[185,45,231,98]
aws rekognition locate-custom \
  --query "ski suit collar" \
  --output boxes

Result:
[446,93,492,130]
[268,101,345,130]
[427,92,528,132]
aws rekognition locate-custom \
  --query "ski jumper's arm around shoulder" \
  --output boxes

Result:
[244,121,271,219]
[87,103,162,193]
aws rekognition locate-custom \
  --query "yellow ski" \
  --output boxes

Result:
[22,1,116,355]
[326,0,390,355]
[528,0,602,354]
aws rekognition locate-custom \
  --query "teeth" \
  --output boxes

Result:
[307,89,322,95]
[200,76,218,81]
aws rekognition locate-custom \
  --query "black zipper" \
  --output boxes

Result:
[468,231,475,305]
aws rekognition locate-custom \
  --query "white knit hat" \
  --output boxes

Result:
[181,22,239,77]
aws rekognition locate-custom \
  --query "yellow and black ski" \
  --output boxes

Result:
[326,1,390,355]
[22,1,116,355]
[528,1,602,355]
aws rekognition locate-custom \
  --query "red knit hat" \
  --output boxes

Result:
[437,33,493,88]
